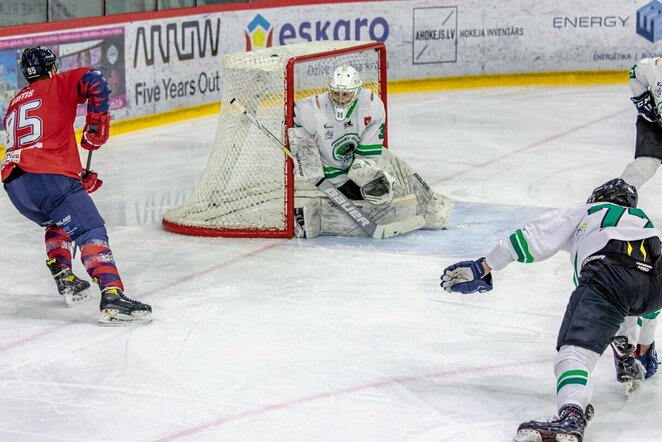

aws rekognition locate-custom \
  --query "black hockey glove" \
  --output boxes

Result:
[631,91,657,123]
[441,258,493,294]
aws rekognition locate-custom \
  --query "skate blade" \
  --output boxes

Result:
[623,379,642,399]
[513,429,542,442]
[64,288,92,308]
[513,430,579,442]
[98,309,152,326]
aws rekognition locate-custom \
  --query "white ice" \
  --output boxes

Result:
[0,84,659,441]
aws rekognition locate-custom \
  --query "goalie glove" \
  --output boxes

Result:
[347,158,394,205]
[81,111,111,151]
[441,258,493,294]
[631,91,657,123]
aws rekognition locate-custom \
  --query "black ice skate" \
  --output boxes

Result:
[611,335,646,398]
[46,258,92,307]
[513,404,594,442]
[99,287,152,326]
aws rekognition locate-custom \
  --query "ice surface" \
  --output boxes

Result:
[0,84,658,441]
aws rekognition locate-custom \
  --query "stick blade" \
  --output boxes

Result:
[372,215,426,239]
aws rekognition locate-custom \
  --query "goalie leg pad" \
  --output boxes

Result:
[294,197,322,239]
[378,149,453,229]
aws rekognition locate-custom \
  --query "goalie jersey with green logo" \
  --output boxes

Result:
[485,203,661,279]
[293,89,385,185]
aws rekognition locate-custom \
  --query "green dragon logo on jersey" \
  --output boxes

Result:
[331,133,360,168]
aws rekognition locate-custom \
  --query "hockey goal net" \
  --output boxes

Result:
[162,41,387,237]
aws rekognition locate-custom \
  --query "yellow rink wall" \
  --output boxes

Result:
[109,69,628,137]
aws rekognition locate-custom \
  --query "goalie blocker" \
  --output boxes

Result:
[289,127,453,238]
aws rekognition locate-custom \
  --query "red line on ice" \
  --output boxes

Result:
[153,357,552,441]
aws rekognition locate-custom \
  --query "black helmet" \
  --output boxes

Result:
[587,178,638,208]
[21,46,60,82]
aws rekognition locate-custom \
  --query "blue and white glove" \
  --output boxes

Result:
[441,258,493,294]
[631,91,657,123]
[636,342,659,379]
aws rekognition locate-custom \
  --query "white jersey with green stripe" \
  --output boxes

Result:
[485,203,661,278]
[293,89,386,185]
[629,57,662,106]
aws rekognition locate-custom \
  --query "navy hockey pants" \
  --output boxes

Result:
[3,172,107,246]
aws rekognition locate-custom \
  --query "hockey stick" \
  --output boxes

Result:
[73,151,94,260]
[229,98,424,239]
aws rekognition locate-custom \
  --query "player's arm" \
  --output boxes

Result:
[292,96,318,137]
[346,95,393,205]
[629,60,658,122]
[440,207,582,294]
[485,207,580,272]
[76,69,112,150]
[355,94,385,159]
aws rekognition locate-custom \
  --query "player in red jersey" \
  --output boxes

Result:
[2,46,151,325]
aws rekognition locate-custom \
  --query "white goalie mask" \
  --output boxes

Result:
[328,65,362,121]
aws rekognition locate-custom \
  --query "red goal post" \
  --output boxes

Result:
[162,41,388,238]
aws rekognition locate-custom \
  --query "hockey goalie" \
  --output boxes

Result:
[290,65,453,238]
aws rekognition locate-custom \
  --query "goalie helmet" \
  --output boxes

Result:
[587,178,638,208]
[328,65,362,121]
[21,46,60,83]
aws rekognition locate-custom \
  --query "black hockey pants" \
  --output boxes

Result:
[557,240,662,354]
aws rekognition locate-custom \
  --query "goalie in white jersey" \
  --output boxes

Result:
[293,65,391,204]
[289,65,452,237]
[441,178,662,442]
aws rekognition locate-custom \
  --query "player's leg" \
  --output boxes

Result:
[620,119,662,188]
[41,175,152,325]
[45,226,92,306]
[514,262,627,442]
[3,173,91,306]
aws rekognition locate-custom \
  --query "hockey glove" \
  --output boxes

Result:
[636,342,659,379]
[81,111,111,151]
[348,159,394,205]
[631,91,657,123]
[441,258,493,294]
[81,170,103,194]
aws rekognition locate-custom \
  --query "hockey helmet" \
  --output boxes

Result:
[587,178,638,208]
[21,46,60,82]
[328,65,362,121]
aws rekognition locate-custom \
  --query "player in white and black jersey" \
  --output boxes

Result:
[441,178,662,442]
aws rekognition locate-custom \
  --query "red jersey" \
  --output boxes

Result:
[2,68,89,181]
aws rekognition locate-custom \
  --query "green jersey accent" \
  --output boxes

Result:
[509,229,534,263]
[344,98,359,120]
[356,143,383,156]
[323,165,350,179]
